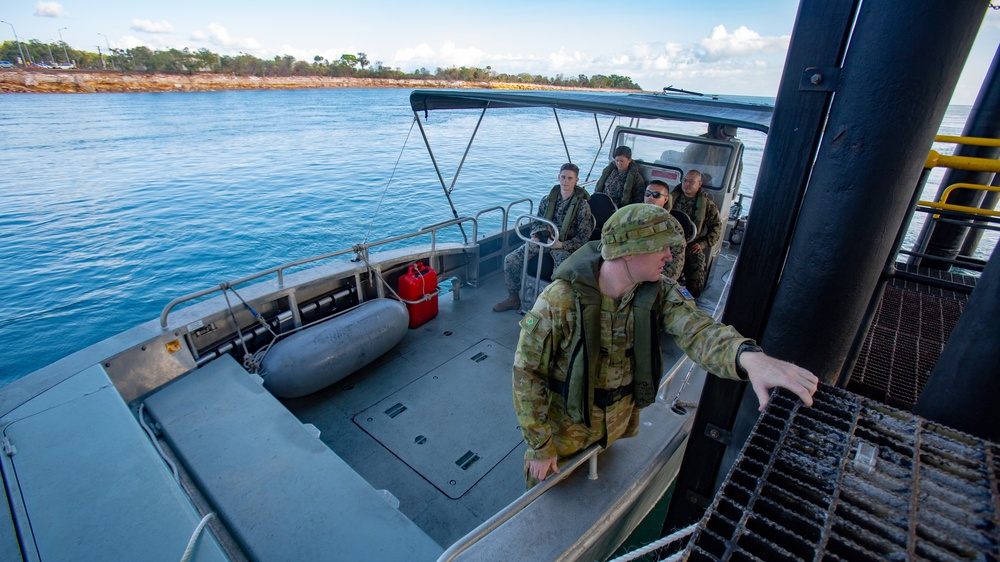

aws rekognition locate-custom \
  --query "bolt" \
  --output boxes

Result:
[709,429,721,439]
[810,73,823,85]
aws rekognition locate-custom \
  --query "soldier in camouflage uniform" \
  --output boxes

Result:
[594,146,647,207]
[512,205,818,487]
[494,163,595,312]
[641,180,685,281]
[671,170,722,297]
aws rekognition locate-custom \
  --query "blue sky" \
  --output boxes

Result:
[3,0,999,102]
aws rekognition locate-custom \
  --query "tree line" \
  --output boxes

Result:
[0,40,641,90]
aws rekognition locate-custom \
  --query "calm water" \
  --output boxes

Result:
[0,89,977,385]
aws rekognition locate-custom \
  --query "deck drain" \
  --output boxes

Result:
[384,403,407,418]
[455,450,481,471]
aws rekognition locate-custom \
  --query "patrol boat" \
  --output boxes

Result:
[0,88,762,561]
[3,2,999,559]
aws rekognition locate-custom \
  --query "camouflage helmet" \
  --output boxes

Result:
[601,204,686,260]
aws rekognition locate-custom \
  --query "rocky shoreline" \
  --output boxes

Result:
[0,70,598,94]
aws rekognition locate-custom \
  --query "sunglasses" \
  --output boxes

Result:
[644,190,667,199]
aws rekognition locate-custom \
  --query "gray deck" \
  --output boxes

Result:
[283,272,527,549]
[283,248,737,551]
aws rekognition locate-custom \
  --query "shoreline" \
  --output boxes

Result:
[0,70,619,94]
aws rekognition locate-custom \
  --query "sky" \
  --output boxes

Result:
[2,0,999,103]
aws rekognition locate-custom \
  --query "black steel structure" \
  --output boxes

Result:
[664,0,992,538]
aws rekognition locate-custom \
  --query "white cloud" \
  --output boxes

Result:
[191,24,262,53]
[34,1,64,17]
[381,23,788,94]
[392,42,488,69]
[698,25,789,61]
[131,19,175,34]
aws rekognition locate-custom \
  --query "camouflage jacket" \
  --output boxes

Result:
[532,185,595,253]
[595,161,647,207]
[672,190,722,250]
[512,252,749,462]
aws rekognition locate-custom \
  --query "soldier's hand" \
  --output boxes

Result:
[527,457,560,481]
[742,352,818,411]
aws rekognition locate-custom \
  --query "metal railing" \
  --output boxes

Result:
[159,216,478,329]
[437,355,697,562]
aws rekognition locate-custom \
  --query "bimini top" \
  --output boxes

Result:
[409,89,774,134]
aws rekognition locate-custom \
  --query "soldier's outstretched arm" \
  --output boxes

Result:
[739,351,818,411]
[527,457,559,482]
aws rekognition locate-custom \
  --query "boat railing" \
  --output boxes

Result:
[437,355,696,562]
[897,134,1000,276]
[159,216,479,329]
[503,198,534,232]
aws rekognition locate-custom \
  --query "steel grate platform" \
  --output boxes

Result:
[682,385,1000,561]
[848,263,973,410]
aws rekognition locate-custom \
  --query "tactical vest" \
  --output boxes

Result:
[595,161,643,206]
[543,185,589,242]
[670,188,709,238]
[552,241,664,426]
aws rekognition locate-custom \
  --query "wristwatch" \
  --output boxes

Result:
[735,342,764,380]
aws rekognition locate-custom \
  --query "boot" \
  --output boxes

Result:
[492,293,520,312]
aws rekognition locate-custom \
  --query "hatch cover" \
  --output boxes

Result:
[355,339,523,498]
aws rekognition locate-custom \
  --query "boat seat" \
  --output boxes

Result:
[143,354,443,561]
[0,364,227,560]
[588,192,618,241]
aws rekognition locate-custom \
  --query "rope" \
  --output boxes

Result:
[604,523,698,562]
[179,512,216,562]
[352,249,440,305]
[137,403,179,483]
[364,118,416,244]
[221,284,255,371]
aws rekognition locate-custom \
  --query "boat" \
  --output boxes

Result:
[3,2,999,560]
[0,83,764,560]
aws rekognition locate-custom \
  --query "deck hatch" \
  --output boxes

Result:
[681,385,1000,560]
[355,339,523,499]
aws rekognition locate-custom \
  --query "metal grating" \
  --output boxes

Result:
[681,385,1000,561]
[848,273,968,410]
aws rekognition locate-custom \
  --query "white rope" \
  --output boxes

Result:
[364,118,416,244]
[137,403,179,483]
[604,523,698,562]
[179,512,216,562]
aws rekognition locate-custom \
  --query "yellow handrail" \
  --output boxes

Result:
[924,150,1000,172]
[919,183,1000,219]
[934,135,1000,147]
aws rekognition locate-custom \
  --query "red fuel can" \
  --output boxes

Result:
[398,262,438,328]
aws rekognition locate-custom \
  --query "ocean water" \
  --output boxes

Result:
[0,89,979,385]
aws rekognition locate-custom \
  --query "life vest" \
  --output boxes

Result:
[552,241,663,426]
[543,185,589,242]
[595,161,644,206]
[670,187,709,238]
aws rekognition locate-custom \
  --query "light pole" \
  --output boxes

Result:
[0,20,27,66]
[58,27,70,65]
[98,32,114,70]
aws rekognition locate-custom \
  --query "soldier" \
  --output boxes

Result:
[594,146,647,208]
[683,122,742,190]
[512,205,817,487]
[671,170,721,297]
[493,163,595,313]
[641,180,685,282]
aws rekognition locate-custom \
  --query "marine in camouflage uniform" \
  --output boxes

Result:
[594,146,647,207]
[512,204,749,488]
[671,171,722,297]
[500,184,595,296]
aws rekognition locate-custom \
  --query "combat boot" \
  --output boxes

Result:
[492,293,520,312]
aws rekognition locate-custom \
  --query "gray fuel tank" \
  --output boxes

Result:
[261,299,408,398]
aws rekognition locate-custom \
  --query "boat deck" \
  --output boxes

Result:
[282,248,738,550]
